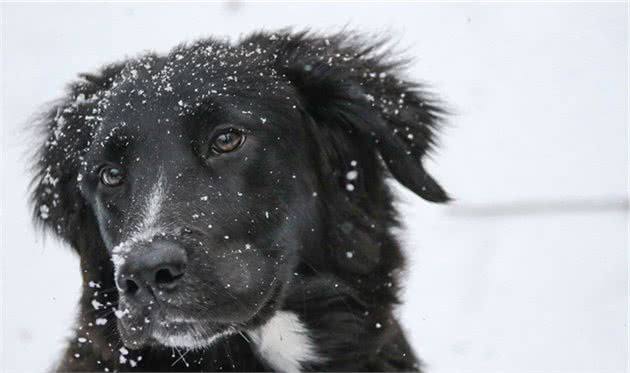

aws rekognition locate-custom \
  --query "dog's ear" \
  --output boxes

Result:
[255,31,450,202]
[30,63,125,248]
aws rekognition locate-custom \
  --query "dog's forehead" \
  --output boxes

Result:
[95,43,291,135]
[109,43,285,106]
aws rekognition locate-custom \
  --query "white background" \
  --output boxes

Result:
[1,2,627,372]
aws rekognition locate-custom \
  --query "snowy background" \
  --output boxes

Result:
[1,2,627,372]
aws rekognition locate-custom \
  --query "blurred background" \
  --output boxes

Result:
[1,2,627,372]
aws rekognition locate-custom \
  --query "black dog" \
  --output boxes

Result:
[30,30,449,372]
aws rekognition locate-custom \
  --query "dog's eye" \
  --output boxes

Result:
[99,165,125,187]
[211,129,245,154]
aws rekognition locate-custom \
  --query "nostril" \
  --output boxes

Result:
[155,267,184,286]
[124,278,140,295]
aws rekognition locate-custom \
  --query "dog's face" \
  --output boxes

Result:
[76,54,322,348]
[32,34,448,352]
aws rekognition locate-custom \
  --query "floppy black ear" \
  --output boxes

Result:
[247,31,450,202]
[30,63,125,246]
[371,116,450,203]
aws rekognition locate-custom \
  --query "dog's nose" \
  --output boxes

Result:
[116,240,187,296]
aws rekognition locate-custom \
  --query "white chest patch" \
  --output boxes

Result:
[248,311,319,372]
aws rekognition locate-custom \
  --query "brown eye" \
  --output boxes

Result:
[99,165,125,187]
[211,130,245,154]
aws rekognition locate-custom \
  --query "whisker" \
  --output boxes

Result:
[171,346,190,367]
[237,330,251,344]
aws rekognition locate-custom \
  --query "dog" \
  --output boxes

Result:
[30,30,449,372]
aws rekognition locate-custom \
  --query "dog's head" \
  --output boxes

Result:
[31,31,448,349]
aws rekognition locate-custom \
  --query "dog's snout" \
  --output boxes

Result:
[116,240,187,296]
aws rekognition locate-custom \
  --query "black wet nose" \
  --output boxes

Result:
[116,240,187,296]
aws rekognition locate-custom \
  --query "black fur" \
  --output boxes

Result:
[30,30,449,372]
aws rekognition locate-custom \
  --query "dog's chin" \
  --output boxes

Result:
[150,324,237,350]
[118,318,235,350]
